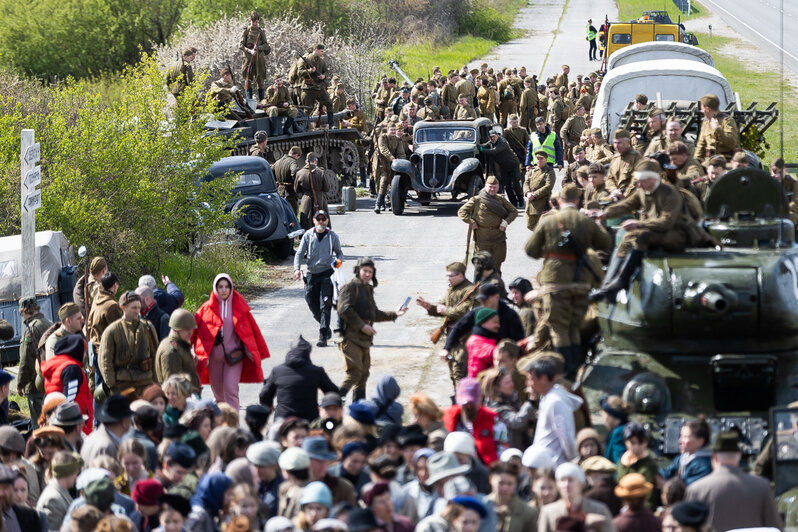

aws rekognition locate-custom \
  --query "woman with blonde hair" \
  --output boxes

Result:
[162,374,193,425]
[115,438,153,495]
[409,392,448,451]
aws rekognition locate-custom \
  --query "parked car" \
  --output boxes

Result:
[203,156,304,258]
[389,117,493,215]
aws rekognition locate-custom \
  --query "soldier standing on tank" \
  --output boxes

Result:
[240,11,271,101]
[416,262,476,391]
[525,185,612,380]
[166,47,197,100]
[606,129,645,201]
[249,131,268,157]
[263,76,298,136]
[337,258,406,401]
[374,123,406,214]
[273,145,302,213]
[297,44,335,130]
[17,297,52,428]
[458,176,518,273]
[523,150,556,231]
[695,93,740,164]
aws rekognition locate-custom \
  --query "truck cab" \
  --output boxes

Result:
[606,19,695,59]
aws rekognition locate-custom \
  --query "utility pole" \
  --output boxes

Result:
[20,129,41,299]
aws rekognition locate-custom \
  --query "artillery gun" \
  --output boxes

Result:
[581,168,798,458]
[206,108,365,203]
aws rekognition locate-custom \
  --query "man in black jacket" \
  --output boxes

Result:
[442,283,524,360]
[0,463,42,530]
[259,336,339,426]
[480,129,524,207]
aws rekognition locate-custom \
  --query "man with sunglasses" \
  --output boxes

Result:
[294,210,343,347]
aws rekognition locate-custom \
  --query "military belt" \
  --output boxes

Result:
[544,251,577,261]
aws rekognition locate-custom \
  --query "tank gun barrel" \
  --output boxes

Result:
[388,59,414,86]
[683,282,738,316]
[307,110,351,125]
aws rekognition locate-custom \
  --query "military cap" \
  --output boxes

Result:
[475,282,500,301]
[18,296,38,313]
[576,74,583,79]
[400,86,410,94]
[169,308,196,331]
[182,47,197,57]
[485,175,499,185]
[559,184,582,202]
[289,146,302,157]
[634,159,662,180]
[561,64,570,69]
[534,149,548,158]
[613,129,631,141]
[508,114,519,121]
[254,130,268,142]
[648,107,666,117]
[389,115,400,123]
[0,426,25,454]
[569,81,577,87]
[221,67,233,77]
[580,455,616,473]
[118,291,140,307]
[446,262,467,274]
[346,98,357,105]
[89,256,107,275]
[572,145,585,155]
[699,93,720,110]
[480,62,488,68]
[250,9,260,20]
[588,72,598,78]
[708,155,727,168]
[712,431,741,453]
[57,302,81,322]
[306,152,319,162]
[469,68,479,75]
[576,166,590,179]
[590,127,603,137]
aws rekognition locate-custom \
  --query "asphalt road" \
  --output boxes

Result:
[701,0,798,75]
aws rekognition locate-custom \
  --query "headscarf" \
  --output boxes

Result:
[190,473,233,516]
[212,273,234,319]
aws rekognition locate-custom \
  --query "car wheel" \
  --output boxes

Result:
[391,175,405,215]
[269,238,294,260]
[232,197,278,240]
[467,175,484,198]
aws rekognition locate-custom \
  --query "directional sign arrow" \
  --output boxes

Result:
[23,143,40,165]
[23,166,41,189]
[23,189,41,213]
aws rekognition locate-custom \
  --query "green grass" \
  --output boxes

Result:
[617,0,704,22]
[385,36,499,81]
[696,32,797,163]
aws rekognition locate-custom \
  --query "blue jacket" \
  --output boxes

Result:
[659,449,713,485]
[154,283,184,315]
[605,424,627,464]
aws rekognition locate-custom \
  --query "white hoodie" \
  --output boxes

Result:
[532,384,584,466]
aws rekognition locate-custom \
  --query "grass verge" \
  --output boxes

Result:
[616,0,704,22]
[385,36,499,81]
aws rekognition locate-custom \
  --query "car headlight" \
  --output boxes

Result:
[410,153,421,165]
[449,154,460,166]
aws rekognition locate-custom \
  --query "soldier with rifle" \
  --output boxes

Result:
[240,10,271,101]
[262,76,298,136]
[416,262,477,391]
[17,297,52,428]
[166,47,197,99]
[524,184,612,380]
[207,67,252,121]
[297,44,335,131]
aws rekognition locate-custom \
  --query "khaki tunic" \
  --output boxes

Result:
[454,104,477,120]
[643,130,668,155]
[99,318,158,394]
[295,166,329,229]
[477,86,496,118]
[519,88,539,127]
[440,83,458,116]
[264,85,298,118]
[86,289,123,347]
[606,150,644,198]
[523,166,556,230]
[428,279,476,388]
[584,182,611,209]
[547,97,566,136]
[166,61,194,97]
[504,127,530,164]
[555,72,568,88]
[239,25,270,89]
[455,79,476,101]
[273,154,299,213]
[155,334,201,394]
[586,139,614,165]
[560,115,587,161]
[673,157,706,183]
[376,134,406,193]
[18,314,51,394]
[457,193,518,271]
[694,113,740,162]
[563,159,589,186]
[207,78,235,108]
[297,53,328,90]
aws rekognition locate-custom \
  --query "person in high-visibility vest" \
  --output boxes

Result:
[586,19,598,61]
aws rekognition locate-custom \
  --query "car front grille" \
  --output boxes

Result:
[421,151,448,188]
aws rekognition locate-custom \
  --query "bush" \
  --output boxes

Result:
[458,2,515,42]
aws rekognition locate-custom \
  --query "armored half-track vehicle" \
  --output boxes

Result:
[207,108,365,203]
[581,168,798,457]
[389,118,493,215]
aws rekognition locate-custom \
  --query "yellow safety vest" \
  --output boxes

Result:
[531,131,557,164]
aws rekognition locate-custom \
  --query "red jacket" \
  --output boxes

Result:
[466,333,497,378]
[442,405,499,465]
[41,355,93,435]
[192,290,269,384]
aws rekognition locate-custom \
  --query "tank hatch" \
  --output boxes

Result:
[705,167,788,219]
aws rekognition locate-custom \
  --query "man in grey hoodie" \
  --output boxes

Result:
[294,210,344,347]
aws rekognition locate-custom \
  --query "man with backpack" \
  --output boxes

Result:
[17,297,52,428]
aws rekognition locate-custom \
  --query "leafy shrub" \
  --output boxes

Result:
[458,2,515,42]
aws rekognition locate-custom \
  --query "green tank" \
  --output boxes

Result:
[581,168,798,457]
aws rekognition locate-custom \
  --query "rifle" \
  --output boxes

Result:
[296,53,330,89]
[244,31,260,93]
[227,61,254,120]
[463,224,473,265]
[430,282,481,344]
[558,223,601,282]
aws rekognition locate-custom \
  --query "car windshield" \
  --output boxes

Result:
[415,128,477,144]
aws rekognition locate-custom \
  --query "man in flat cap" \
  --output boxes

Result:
[73,256,107,317]
[525,184,612,379]
[606,129,645,201]
[240,10,271,101]
[458,176,518,273]
[17,296,51,428]
[166,47,197,99]
[416,262,476,388]
[272,145,302,213]
[695,93,740,164]
[523,150,556,231]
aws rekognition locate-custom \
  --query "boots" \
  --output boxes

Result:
[282,117,295,136]
[258,88,265,102]
[247,89,254,100]
[590,250,643,302]
[556,346,578,382]
[369,177,377,197]
[353,387,366,402]
[327,110,335,129]
[374,194,385,213]
[316,330,327,348]
[359,167,368,188]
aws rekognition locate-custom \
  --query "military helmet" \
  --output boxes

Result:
[471,250,495,270]
[508,277,532,295]
[169,309,197,331]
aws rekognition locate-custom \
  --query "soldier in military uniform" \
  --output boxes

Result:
[526,185,612,379]
[471,251,507,298]
[667,142,705,189]
[584,163,611,209]
[518,77,539,129]
[480,129,523,207]
[374,123,406,214]
[17,297,52,428]
[523,150,556,231]
[155,309,200,394]
[606,129,645,201]
[586,128,614,165]
[417,96,441,121]
[207,68,242,120]
[455,73,476,104]
[563,145,590,186]
[166,47,196,99]
[249,130,268,157]
[297,44,334,130]
[555,65,570,89]
[504,114,530,178]
[416,262,476,390]
[272,145,302,213]
[547,88,567,140]
[240,11,271,101]
[665,119,696,157]
[73,256,107,317]
[592,160,693,302]
[497,75,517,126]
[295,153,330,230]
[340,99,369,187]
[373,78,393,124]
[337,258,406,401]
[641,108,668,155]
[694,155,727,205]
[476,77,496,120]
[453,94,477,120]
[331,83,347,113]
[560,104,587,163]
[263,76,298,135]
[695,93,740,164]
[458,176,518,273]
[440,72,459,118]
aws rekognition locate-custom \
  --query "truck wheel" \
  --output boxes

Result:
[268,238,294,260]
[233,197,278,240]
[391,175,405,215]
[467,175,484,198]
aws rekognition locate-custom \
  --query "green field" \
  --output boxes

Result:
[385,37,499,81]
[616,0,703,22]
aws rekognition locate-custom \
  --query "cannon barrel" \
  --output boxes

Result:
[307,110,352,125]
[388,59,414,86]
[700,289,731,315]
